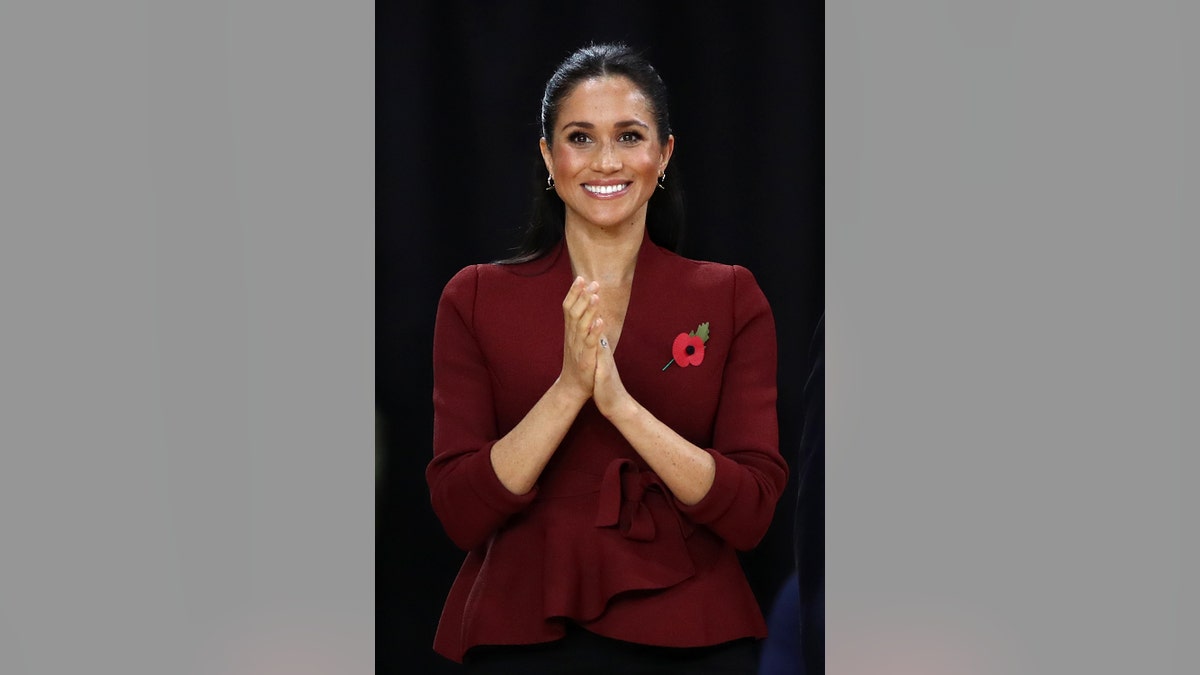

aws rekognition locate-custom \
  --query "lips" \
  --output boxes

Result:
[582,182,631,196]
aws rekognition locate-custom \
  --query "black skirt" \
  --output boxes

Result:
[464,624,759,675]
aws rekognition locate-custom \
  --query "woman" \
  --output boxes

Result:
[427,43,789,673]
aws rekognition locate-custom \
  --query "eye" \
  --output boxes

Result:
[568,132,592,144]
[618,131,644,143]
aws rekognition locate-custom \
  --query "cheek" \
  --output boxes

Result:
[633,153,662,175]
[636,145,664,165]
[553,150,589,174]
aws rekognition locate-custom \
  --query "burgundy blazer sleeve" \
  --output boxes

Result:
[426,266,537,551]
[675,265,788,550]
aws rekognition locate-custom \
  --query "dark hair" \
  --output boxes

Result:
[500,43,685,265]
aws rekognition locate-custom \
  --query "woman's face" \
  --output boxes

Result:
[540,76,674,234]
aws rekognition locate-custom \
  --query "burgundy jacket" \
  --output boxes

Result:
[427,235,788,663]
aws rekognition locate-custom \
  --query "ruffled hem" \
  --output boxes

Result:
[433,458,764,663]
[543,497,694,621]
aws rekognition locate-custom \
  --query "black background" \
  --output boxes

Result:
[378,2,822,671]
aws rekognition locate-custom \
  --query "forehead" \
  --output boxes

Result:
[557,76,654,126]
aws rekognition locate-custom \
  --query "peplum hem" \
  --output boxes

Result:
[435,458,709,662]
[436,512,769,663]
[543,459,697,622]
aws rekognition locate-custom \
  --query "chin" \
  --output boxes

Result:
[588,218,639,232]
[575,208,646,230]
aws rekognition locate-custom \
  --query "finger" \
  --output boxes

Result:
[594,331,616,383]
[559,275,588,312]
[597,327,615,355]
[584,317,604,347]
[568,281,598,334]
[566,283,598,325]
[572,281,599,316]
[575,293,601,335]
[562,276,586,315]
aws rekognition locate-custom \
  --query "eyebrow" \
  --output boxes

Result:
[559,119,651,132]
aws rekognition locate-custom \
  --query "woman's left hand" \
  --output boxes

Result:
[593,332,635,420]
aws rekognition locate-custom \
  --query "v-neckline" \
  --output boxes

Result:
[557,232,655,360]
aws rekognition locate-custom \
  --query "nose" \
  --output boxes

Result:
[592,141,622,173]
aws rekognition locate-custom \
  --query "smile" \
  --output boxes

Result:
[582,183,631,196]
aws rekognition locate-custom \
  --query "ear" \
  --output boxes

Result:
[539,137,553,176]
[659,134,675,174]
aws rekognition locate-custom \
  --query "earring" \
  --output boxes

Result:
[546,175,555,191]
[657,171,666,190]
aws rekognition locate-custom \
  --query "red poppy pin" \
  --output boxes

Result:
[662,322,710,371]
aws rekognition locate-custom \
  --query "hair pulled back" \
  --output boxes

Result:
[501,43,685,264]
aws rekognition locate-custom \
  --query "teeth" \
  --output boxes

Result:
[583,183,629,195]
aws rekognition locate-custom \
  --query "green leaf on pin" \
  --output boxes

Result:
[691,322,711,343]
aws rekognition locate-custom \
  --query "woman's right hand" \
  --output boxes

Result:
[479,277,605,500]
[558,276,603,405]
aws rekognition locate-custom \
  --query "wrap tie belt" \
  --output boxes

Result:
[594,458,695,542]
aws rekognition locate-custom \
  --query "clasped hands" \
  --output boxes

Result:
[559,276,633,418]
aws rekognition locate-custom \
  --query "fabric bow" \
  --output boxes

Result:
[594,458,694,541]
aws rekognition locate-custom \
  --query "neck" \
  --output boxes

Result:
[564,220,644,286]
